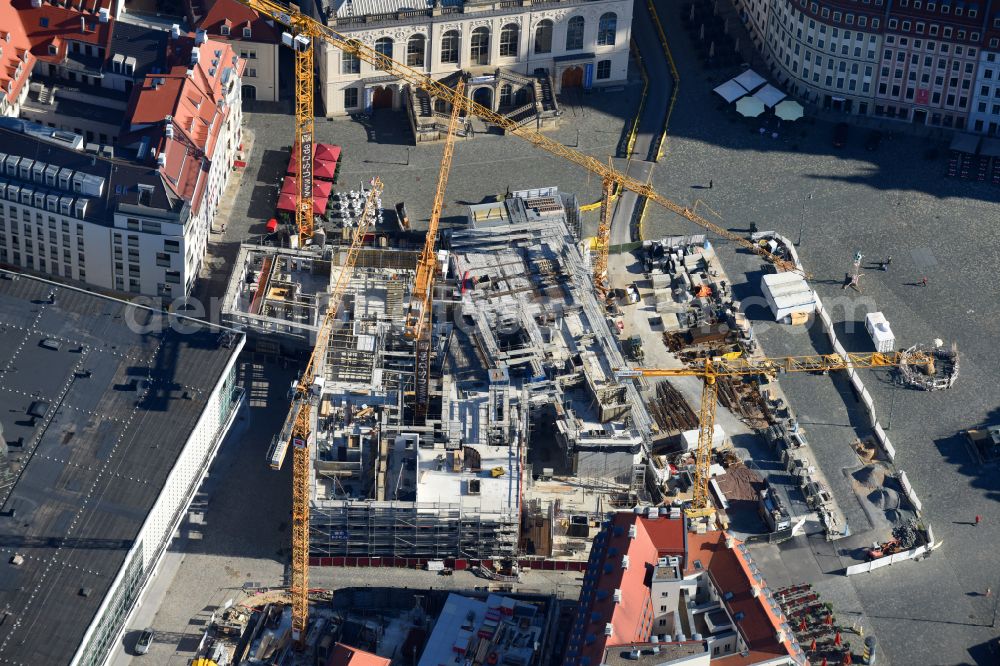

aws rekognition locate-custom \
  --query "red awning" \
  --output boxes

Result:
[266,218,278,232]
[276,192,297,211]
[282,176,333,197]
[314,179,333,197]
[312,194,329,215]
[314,159,337,180]
[315,143,341,164]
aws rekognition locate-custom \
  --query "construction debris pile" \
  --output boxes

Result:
[649,381,699,432]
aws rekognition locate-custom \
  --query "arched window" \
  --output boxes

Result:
[499,24,519,57]
[534,20,553,54]
[499,83,513,107]
[597,12,617,46]
[407,34,426,67]
[375,37,393,58]
[434,98,449,114]
[441,30,459,64]
[566,16,584,51]
[471,27,490,65]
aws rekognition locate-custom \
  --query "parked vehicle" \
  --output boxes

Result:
[135,629,154,655]
[832,122,849,148]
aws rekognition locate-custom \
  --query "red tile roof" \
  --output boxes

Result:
[326,643,390,666]
[0,2,34,104]
[197,0,279,43]
[572,512,687,666]
[568,513,799,666]
[125,34,242,210]
[14,0,114,64]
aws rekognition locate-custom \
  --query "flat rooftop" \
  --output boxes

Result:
[0,271,243,664]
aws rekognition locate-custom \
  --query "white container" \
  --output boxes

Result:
[761,272,815,321]
[865,312,895,352]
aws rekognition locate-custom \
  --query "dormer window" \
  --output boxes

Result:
[48,44,57,56]
[220,25,230,36]
[243,26,252,39]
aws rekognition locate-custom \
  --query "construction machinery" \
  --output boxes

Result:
[616,351,932,518]
[284,179,382,644]
[403,80,466,421]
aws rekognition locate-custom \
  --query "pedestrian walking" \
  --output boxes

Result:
[709,179,713,189]
[886,255,892,268]
[920,276,928,287]
[976,515,982,526]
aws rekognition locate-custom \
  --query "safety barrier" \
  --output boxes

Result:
[767,233,926,516]
[647,0,680,161]
[844,542,933,576]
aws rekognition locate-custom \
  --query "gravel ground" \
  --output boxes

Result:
[647,0,1000,663]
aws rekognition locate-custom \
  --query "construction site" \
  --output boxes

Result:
[221,186,658,566]
[197,1,963,663]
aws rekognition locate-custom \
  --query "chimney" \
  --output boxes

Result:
[98,6,109,22]
[170,23,180,39]
[195,29,207,45]
[191,48,200,64]
[80,16,86,32]
[156,153,166,167]
[164,116,173,138]
[30,0,41,7]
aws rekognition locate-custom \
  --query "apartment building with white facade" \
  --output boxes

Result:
[739,0,884,114]
[316,0,633,116]
[737,0,1000,133]
[0,31,244,299]
[969,13,1000,134]
[872,0,987,128]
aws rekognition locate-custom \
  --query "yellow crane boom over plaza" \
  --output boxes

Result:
[617,351,932,518]
[404,79,466,344]
[286,179,383,644]
[236,0,800,276]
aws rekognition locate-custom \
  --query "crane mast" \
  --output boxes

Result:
[594,177,614,296]
[288,179,383,645]
[293,31,315,246]
[404,80,466,344]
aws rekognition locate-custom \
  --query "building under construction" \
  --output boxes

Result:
[227,187,655,564]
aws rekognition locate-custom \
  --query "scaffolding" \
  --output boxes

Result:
[310,500,518,559]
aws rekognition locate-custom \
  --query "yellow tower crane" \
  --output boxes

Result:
[594,177,615,295]
[232,0,809,642]
[616,350,932,518]
[285,179,383,645]
[403,80,466,420]
[236,0,801,276]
